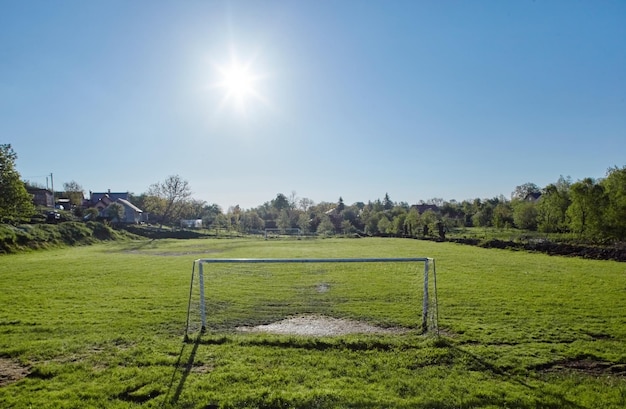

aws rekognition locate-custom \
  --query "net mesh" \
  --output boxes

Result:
[186,259,437,338]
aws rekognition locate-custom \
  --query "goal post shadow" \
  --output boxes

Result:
[184,257,439,339]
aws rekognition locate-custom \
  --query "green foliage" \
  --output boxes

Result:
[0,238,625,407]
[602,166,626,240]
[513,200,538,231]
[105,202,125,223]
[567,178,607,240]
[0,221,128,253]
[0,144,35,222]
[537,177,571,233]
[146,174,192,228]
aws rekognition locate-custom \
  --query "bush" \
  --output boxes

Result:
[86,221,117,241]
[58,222,95,245]
[0,225,18,253]
[0,221,134,253]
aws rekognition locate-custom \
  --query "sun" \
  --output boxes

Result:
[214,58,264,113]
[220,64,255,100]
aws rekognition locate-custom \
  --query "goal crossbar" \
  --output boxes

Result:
[186,257,437,338]
[195,257,430,263]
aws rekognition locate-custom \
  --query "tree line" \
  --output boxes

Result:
[133,169,626,243]
[2,144,626,242]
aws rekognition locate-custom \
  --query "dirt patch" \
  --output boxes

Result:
[237,315,409,336]
[447,238,626,262]
[537,359,626,377]
[0,358,30,387]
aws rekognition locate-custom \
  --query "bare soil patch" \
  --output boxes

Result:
[538,359,626,377]
[0,358,30,387]
[237,315,409,336]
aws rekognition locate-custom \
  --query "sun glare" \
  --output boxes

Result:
[214,58,265,114]
[221,65,255,99]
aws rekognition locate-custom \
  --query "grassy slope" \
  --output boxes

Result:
[0,238,625,408]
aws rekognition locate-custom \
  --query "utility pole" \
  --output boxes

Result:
[50,173,54,208]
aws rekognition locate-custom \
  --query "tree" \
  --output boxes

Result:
[513,201,538,231]
[298,197,315,212]
[179,199,207,221]
[383,193,393,211]
[471,203,494,227]
[105,202,125,224]
[297,213,310,233]
[316,214,335,236]
[146,175,192,229]
[404,208,421,237]
[337,197,345,213]
[63,180,84,207]
[241,210,264,232]
[341,219,356,235]
[602,166,626,241]
[377,216,392,234]
[567,178,606,239]
[0,144,35,222]
[511,182,541,200]
[277,210,291,232]
[421,209,439,236]
[272,193,290,212]
[537,176,571,233]
[492,202,514,229]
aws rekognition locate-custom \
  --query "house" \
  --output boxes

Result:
[88,191,146,223]
[523,192,542,202]
[87,190,131,207]
[113,198,144,224]
[27,188,54,207]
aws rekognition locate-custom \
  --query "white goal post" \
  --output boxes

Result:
[185,257,438,339]
[264,228,302,239]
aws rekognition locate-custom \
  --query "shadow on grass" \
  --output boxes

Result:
[162,333,208,408]
[450,344,590,409]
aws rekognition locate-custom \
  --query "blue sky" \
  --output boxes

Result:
[3,1,625,210]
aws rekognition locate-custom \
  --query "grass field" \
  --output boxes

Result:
[1,237,625,408]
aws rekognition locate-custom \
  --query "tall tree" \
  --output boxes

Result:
[537,176,571,233]
[492,202,514,229]
[567,178,606,239]
[0,144,35,222]
[403,208,421,237]
[383,193,393,210]
[337,197,345,213]
[272,193,290,212]
[512,200,538,231]
[511,182,541,200]
[146,175,192,229]
[601,166,626,241]
[63,180,84,207]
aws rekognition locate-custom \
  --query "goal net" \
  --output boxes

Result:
[264,228,302,240]
[185,257,437,339]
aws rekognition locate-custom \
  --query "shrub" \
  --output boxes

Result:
[57,222,95,245]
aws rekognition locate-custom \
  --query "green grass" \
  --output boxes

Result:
[1,237,625,408]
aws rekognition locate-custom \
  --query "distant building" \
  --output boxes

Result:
[524,192,542,202]
[88,190,146,223]
[88,190,131,206]
[181,219,203,229]
[27,188,54,207]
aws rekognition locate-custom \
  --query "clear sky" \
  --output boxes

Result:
[3,1,625,210]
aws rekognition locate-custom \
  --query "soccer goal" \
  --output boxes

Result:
[185,257,438,339]
[264,228,302,240]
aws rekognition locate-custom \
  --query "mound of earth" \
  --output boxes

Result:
[236,315,408,336]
